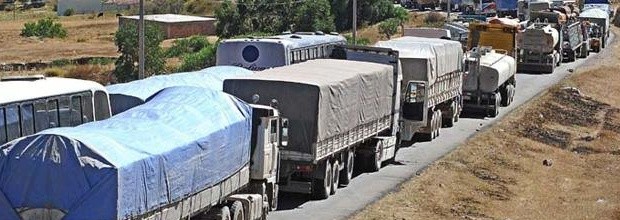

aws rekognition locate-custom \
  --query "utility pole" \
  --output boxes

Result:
[138,0,145,79]
[352,0,357,44]
[447,0,451,21]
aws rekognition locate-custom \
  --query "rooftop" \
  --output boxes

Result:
[120,14,216,23]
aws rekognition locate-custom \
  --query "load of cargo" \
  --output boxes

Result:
[579,8,610,52]
[463,47,517,116]
[107,66,252,115]
[375,36,463,141]
[224,59,400,199]
[0,87,256,219]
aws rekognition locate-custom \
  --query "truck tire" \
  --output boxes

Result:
[266,183,278,211]
[339,148,354,186]
[368,141,383,172]
[500,85,515,107]
[435,110,442,137]
[230,201,244,220]
[330,160,339,195]
[443,102,457,128]
[488,93,500,117]
[312,161,332,200]
[201,206,231,220]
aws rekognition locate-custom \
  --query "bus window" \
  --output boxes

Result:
[82,92,94,123]
[47,99,59,128]
[20,103,35,136]
[34,101,48,132]
[0,108,6,144]
[58,96,71,127]
[71,95,83,126]
[94,91,110,120]
[5,105,20,142]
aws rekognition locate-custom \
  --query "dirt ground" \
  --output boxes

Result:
[0,9,120,63]
[351,29,620,220]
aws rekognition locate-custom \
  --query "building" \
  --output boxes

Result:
[119,14,217,39]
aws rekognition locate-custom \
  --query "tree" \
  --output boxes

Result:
[113,23,165,83]
[393,7,409,35]
[215,0,246,38]
[378,18,399,39]
[293,0,335,32]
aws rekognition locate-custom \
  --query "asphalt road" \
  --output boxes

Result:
[270,36,615,220]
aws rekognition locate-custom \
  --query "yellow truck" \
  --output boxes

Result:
[467,20,520,58]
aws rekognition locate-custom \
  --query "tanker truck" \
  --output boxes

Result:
[0,86,288,220]
[463,47,517,117]
[224,59,401,200]
[517,11,564,73]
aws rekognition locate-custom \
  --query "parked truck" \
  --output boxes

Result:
[463,47,517,117]
[467,19,520,58]
[562,20,586,61]
[517,11,565,73]
[375,36,464,142]
[224,59,400,199]
[580,8,610,51]
[0,86,287,220]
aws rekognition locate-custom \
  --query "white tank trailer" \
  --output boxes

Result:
[463,47,517,117]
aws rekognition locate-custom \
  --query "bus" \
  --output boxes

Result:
[0,75,111,145]
[216,32,346,71]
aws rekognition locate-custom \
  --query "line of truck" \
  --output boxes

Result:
[0,1,613,219]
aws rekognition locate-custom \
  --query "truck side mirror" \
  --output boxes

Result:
[280,118,289,147]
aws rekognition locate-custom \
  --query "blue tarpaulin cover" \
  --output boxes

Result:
[107,66,253,115]
[0,86,252,219]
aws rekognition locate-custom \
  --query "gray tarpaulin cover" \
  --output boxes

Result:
[0,86,252,219]
[106,66,252,115]
[224,59,393,157]
[375,36,463,85]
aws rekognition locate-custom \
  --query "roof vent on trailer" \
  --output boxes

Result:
[1,74,45,82]
[290,35,302,39]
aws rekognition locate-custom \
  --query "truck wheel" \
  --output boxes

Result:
[488,93,500,117]
[508,84,515,105]
[435,110,442,137]
[230,201,244,220]
[368,141,383,172]
[201,206,231,220]
[312,161,332,200]
[339,148,354,186]
[330,160,339,195]
[443,102,457,127]
[266,183,278,211]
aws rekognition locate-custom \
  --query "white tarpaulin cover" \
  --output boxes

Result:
[375,36,463,85]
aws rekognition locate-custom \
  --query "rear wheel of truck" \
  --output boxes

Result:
[443,102,457,127]
[230,201,244,220]
[267,183,278,211]
[340,148,355,186]
[201,206,231,220]
[312,161,332,200]
[488,93,500,117]
[331,160,340,195]
[368,141,383,172]
[501,84,515,107]
[434,110,442,137]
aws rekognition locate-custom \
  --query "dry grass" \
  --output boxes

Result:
[351,28,620,220]
[0,10,119,63]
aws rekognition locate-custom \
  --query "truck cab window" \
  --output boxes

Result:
[270,119,278,143]
[82,92,94,123]
[58,96,71,127]
[34,101,48,132]
[94,91,111,120]
[71,96,83,126]
[47,99,59,128]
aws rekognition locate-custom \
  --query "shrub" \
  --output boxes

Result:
[113,23,165,82]
[424,12,445,25]
[63,8,74,16]
[21,18,68,39]
[66,65,112,85]
[44,67,67,77]
[165,35,211,58]
[177,44,216,72]
[379,18,399,39]
[88,57,115,65]
[184,0,217,15]
[51,59,72,66]
[345,35,371,46]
